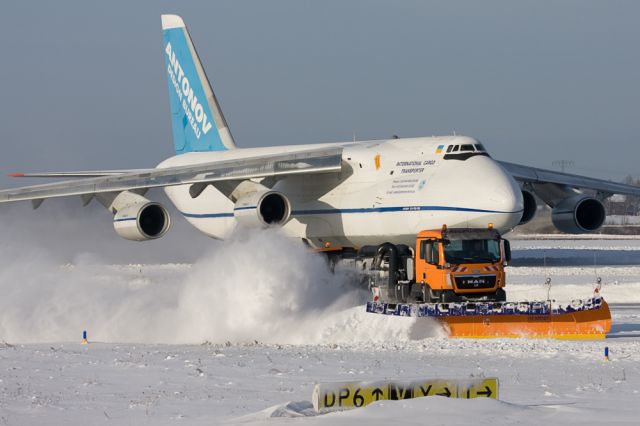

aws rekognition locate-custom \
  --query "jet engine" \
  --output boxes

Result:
[234,190,291,227]
[110,191,171,241]
[519,190,537,225]
[551,196,605,234]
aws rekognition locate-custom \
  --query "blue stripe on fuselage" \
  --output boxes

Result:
[181,205,523,219]
[182,211,235,218]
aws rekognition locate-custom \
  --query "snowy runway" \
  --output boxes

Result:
[2,235,640,424]
[1,333,639,425]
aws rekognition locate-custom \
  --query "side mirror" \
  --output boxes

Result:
[425,244,434,264]
[503,239,512,263]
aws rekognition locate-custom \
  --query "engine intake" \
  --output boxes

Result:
[234,191,291,227]
[519,190,537,225]
[551,196,605,234]
[111,192,171,241]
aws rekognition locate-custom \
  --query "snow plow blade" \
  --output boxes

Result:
[366,297,611,340]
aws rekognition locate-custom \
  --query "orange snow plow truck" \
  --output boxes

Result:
[352,225,611,339]
[414,226,508,303]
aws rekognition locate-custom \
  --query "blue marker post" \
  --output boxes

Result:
[82,330,88,345]
[604,346,609,361]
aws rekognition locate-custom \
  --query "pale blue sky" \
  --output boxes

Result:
[1,0,638,189]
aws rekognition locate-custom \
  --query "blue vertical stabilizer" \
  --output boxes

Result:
[161,15,236,154]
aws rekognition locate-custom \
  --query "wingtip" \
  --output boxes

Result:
[161,14,185,30]
[7,173,25,177]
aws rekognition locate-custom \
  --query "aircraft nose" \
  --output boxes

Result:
[426,155,523,231]
[484,166,522,211]
[471,156,523,230]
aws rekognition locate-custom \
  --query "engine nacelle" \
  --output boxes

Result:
[111,192,171,241]
[519,190,537,225]
[234,191,291,227]
[551,196,605,234]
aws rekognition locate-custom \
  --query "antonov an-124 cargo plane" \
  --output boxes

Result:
[1,15,638,249]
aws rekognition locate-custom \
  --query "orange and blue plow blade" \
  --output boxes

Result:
[366,297,611,340]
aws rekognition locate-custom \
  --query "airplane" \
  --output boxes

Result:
[1,14,639,250]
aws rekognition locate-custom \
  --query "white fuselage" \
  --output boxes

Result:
[159,136,524,248]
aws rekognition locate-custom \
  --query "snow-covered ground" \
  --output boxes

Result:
[1,233,640,425]
[2,338,639,425]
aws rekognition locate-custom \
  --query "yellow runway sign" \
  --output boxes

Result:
[312,378,498,413]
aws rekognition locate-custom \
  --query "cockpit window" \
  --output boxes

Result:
[443,142,490,161]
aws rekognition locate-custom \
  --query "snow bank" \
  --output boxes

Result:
[235,397,531,426]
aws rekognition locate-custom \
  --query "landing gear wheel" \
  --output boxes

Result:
[325,253,339,274]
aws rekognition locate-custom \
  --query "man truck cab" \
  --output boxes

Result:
[415,226,511,303]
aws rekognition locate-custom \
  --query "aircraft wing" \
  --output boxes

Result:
[499,161,640,197]
[6,170,148,178]
[0,147,343,204]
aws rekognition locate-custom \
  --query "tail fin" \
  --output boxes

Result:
[161,15,236,154]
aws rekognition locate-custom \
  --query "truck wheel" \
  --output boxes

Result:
[420,286,439,303]
[494,288,506,302]
[420,286,428,303]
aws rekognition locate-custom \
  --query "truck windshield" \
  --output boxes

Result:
[443,239,501,264]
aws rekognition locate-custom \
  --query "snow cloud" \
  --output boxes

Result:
[0,206,441,344]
